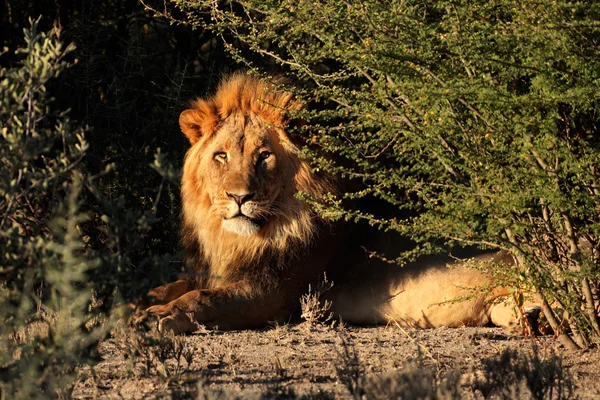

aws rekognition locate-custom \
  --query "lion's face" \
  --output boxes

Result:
[180,74,330,251]
[191,113,289,236]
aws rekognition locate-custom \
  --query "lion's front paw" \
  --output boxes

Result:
[130,304,171,331]
[158,313,199,335]
[134,304,198,335]
[146,304,173,319]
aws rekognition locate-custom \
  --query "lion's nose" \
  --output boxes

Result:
[227,191,255,205]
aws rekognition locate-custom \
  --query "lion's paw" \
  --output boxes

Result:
[145,304,172,318]
[130,304,170,331]
[158,313,198,335]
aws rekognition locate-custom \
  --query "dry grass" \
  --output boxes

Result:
[300,274,334,326]
[68,323,591,399]
[334,333,575,400]
[108,325,195,381]
[472,347,575,399]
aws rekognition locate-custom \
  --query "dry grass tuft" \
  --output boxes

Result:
[112,325,195,380]
[300,274,334,326]
[335,335,575,400]
[472,347,575,399]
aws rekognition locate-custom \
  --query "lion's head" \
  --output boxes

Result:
[179,74,333,272]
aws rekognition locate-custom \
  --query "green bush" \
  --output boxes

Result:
[165,0,600,349]
[0,18,102,397]
[1,2,236,394]
[0,18,181,397]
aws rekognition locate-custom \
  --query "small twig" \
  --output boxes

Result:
[386,316,438,364]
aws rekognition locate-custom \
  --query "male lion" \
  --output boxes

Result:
[140,74,531,334]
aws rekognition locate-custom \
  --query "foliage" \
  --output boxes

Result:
[1,0,237,394]
[3,0,235,296]
[0,9,214,395]
[162,0,600,349]
[0,18,103,397]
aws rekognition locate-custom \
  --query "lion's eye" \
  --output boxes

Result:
[214,152,228,163]
[259,151,271,161]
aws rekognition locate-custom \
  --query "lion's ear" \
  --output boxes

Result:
[179,109,206,145]
[180,101,220,145]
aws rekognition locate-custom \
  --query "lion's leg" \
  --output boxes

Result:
[145,281,273,333]
[134,279,190,319]
[489,302,518,330]
[146,279,190,305]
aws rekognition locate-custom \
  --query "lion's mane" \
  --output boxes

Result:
[179,74,334,288]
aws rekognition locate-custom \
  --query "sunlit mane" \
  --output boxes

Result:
[180,74,335,286]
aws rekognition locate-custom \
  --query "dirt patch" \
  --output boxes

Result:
[72,324,600,399]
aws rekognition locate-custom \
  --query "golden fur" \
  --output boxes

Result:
[139,74,535,334]
[178,74,333,290]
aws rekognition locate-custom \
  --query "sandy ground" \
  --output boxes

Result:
[72,322,600,399]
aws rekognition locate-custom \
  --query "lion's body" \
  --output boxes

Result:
[328,252,516,328]
[143,74,525,334]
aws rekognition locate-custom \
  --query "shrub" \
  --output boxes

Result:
[0,18,105,397]
[0,17,180,397]
[300,274,334,326]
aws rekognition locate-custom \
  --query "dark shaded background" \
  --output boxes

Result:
[2,0,242,299]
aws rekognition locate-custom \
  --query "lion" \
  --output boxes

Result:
[140,73,536,334]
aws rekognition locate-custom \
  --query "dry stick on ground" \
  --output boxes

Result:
[386,317,438,365]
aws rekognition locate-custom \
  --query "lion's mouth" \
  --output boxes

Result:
[221,213,267,236]
[232,214,266,227]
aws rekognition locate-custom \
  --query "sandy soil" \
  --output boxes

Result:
[72,323,600,399]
